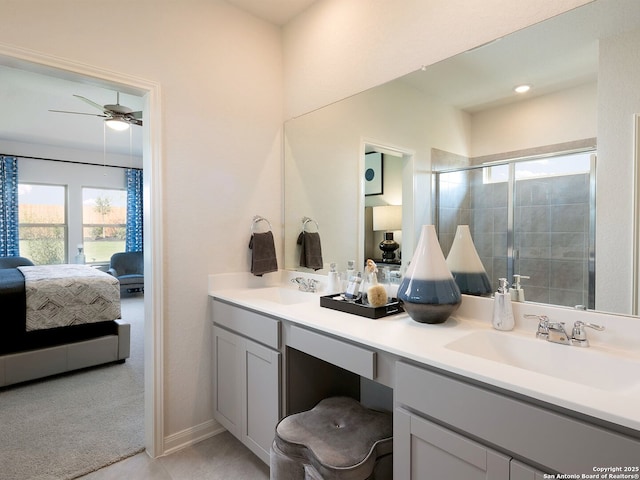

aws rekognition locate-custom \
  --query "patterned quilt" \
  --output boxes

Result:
[17,265,121,331]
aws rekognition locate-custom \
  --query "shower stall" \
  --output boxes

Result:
[434,150,596,309]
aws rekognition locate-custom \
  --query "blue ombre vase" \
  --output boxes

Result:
[446,225,492,296]
[398,225,461,324]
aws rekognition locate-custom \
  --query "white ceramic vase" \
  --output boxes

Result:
[397,225,461,324]
[445,225,492,295]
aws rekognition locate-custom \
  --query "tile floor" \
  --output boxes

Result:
[78,431,269,480]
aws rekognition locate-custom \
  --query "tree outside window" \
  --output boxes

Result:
[82,188,126,263]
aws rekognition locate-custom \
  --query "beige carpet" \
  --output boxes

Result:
[0,295,145,480]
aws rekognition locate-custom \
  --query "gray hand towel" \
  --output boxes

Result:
[249,231,278,276]
[297,231,323,270]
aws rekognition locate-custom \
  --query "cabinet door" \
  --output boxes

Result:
[242,337,281,464]
[395,408,510,480]
[511,460,548,480]
[213,325,242,437]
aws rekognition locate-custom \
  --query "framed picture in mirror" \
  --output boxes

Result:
[365,152,383,196]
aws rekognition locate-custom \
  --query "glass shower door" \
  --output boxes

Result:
[513,153,594,308]
[435,150,595,309]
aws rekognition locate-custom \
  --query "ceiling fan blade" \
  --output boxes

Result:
[130,111,143,120]
[49,109,108,118]
[73,94,109,114]
[128,117,143,126]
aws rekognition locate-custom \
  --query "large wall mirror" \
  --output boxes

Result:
[284,0,640,316]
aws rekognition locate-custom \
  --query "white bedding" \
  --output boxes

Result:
[17,264,121,331]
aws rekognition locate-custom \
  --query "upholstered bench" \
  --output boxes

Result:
[270,396,393,480]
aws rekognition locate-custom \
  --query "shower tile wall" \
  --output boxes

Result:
[514,173,590,308]
[437,170,590,308]
[469,169,508,292]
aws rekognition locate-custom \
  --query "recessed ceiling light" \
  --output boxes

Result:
[514,84,531,94]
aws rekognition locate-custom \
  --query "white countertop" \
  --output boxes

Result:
[208,271,640,434]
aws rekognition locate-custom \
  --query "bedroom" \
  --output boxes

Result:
[1,63,144,375]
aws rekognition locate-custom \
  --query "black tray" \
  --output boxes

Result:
[320,294,404,319]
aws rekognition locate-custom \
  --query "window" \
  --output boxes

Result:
[484,151,593,184]
[18,184,67,264]
[82,188,127,263]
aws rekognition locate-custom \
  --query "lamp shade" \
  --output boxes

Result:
[373,205,402,231]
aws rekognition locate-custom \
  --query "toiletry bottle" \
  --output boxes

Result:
[343,260,355,292]
[344,271,362,301]
[510,274,530,302]
[492,278,515,331]
[327,262,341,295]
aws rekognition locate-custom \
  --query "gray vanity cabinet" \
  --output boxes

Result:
[211,300,281,464]
[394,407,511,479]
[395,361,640,477]
[510,461,547,480]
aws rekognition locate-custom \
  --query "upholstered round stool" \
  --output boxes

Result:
[270,397,393,480]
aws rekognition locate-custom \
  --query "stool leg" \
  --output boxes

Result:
[270,441,307,480]
[303,465,324,480]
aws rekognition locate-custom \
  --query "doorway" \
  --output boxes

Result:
[360,141,415,273]
[0,45,163,456]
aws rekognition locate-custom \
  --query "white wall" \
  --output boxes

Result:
[470,82,597,157]
[283,0,592,118]
[0,0,283,448]
[284,78,470,272]
[597,28,640,314]
[0,139,143,169]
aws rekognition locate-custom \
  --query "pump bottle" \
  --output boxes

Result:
[492,278,515,331]
[510,274,530,302]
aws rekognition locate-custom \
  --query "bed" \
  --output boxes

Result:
[0,259,130,387]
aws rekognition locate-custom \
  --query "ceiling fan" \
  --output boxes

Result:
[49,92,143,131]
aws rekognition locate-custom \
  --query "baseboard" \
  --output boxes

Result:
[162,418,225,456]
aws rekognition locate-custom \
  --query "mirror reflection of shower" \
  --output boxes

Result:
[435,149,596,309]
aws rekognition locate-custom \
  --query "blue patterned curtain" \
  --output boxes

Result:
[125,168,143,252]
[0,156,19,256]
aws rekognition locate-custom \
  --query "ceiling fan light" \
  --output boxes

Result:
[105,118,130,131]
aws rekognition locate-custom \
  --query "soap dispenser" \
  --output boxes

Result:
[510,274,530,302]
[327,262,341,295]
[492,278,515,331]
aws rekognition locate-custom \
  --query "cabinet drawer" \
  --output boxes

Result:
[212,299,280,349]
[396,361,640,474]
[288,325,376,379]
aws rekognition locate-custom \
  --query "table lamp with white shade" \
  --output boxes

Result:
[373,205,402,262]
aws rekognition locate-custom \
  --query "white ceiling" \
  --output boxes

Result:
[223,0,317,25]
[399,0,640,113]
[0,64,144,158]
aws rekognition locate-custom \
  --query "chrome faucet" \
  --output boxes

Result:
[570,321,605,347]
[525,314,551,340]
[547,321,571,345]
[291,277,319,293]
[525,314,604,347]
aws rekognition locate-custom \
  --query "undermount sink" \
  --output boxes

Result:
[238,287,318,305]
[445,330,640,391]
